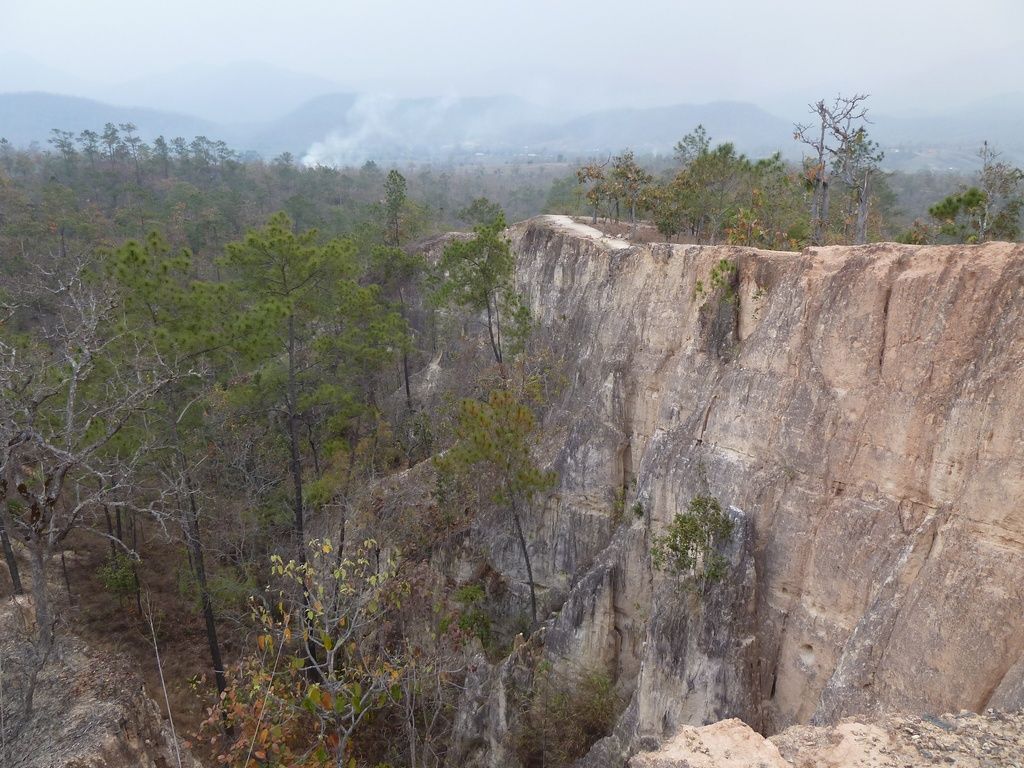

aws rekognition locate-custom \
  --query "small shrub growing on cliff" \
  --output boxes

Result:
[611,485,626,523]
[651,495,734,584]
[693,258,738,305]
[511,666,622,768]
[453,583,494,648]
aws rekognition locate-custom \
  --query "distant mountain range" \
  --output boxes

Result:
[0,92,218,147]
[2,88,1022,171]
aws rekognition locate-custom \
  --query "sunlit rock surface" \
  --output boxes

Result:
[452,216,1024,764]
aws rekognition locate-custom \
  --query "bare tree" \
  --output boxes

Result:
[977,141,1024,241]
[795,94,876,245]
[0,253,192,660]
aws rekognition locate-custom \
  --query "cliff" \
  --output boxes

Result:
[451,215,1024,763]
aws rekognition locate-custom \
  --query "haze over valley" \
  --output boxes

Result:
[3,0,1023,168]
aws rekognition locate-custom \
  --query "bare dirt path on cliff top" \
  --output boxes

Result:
[538,214,633,249]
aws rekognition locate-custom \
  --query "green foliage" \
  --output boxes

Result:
[457,196,505,227]
[436,389,556,508]
[432,214,530,365]
[651,495,735,584]
[369,244,427,292]
[205,539,409,767]
[435,389,556,622]
[511,667,622,768]
[609,150,653,223]
[929,187,990,243]
[433,215,513,310]
[648,127,810,247]
[656,130,750,243]
[221,211,407,507]
[727,154,810,248]
[454,583,486,603]
[929,145,1023,243]
[544,175,583,215]
[177,559,258,614]
[897,219,932,245]
[453,583,493,647]
[97,552,138,598]
[693,258,738,305]
[382,169,407,245]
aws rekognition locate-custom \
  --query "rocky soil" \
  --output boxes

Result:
[630,710,1024,768]
[0,597,198,768]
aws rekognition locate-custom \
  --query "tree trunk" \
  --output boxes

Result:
[0,510,23,594]
[60,551,73,604]
[493,295,503,366]
[402,350,413,408]
[28,543,53,654]
[286,315,321,680]
[855,172,871,245]
[306,421,322,477]
[484,296,502,365]
[131,514,142,615]
[167,387,231,717]
[286,315,306,559]
[399,288,412,410]
[183,490,228,697]
[811,117,828,245]
[818,179,831,245]
[509,496,537,625]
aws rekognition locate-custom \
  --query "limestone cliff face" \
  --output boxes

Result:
[485,215,1024,756]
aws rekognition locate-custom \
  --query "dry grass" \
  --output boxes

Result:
[59,521,238,755]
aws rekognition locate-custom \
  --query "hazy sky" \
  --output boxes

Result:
[3,0,1023,116]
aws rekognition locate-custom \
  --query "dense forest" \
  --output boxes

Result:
[2,100,1023,768]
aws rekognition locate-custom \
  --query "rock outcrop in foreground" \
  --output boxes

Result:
[629,711,1024,768]
[452,216,1024,764]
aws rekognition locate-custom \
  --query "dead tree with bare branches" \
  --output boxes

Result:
[794,94,880,245]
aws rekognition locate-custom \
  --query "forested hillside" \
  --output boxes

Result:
[1,109,1023,768]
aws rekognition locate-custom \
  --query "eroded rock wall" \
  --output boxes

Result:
[496,216,1024,752]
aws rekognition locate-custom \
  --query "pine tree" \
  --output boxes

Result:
[433,213,529,366]
[221,212,406,559]
[436,389,556,624]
